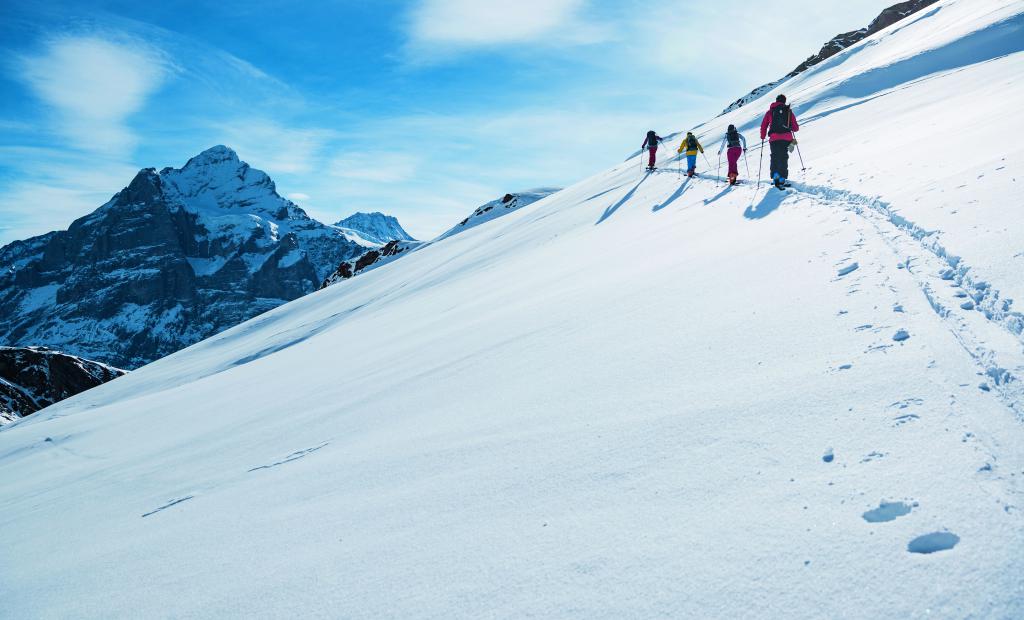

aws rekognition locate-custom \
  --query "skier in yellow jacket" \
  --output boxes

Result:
[677,132,704,177]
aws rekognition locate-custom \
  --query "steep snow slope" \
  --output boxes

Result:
[721,0,940,115]
[436,188,561,241]
[320,189,562,287]
[2,1,1023,617]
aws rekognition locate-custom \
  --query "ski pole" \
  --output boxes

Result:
[744,149,751,180]
[701,152,712,176]
[756,140,764,191]
[796,141,806,172]
[716,151,722,187]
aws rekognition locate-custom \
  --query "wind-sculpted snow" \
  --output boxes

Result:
[2,1,1024,617]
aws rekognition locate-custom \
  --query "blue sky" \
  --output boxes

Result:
[0,0,887,243]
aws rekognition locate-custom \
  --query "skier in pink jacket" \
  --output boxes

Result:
[759,94,800,189]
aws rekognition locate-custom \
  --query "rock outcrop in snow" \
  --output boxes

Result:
[721,0,940,115]
[0,346,125,425]
[0,146,368,369]
[320,240,421,287]
[334,212,415,246]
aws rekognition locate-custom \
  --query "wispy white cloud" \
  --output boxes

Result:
[405,0,609,57]
[17,35,173,153]
[287,192,311,202]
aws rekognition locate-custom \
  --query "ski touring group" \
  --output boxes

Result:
[641,94,801,190]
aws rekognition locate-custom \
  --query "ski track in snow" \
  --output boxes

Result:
[141,495,194,518]
[247,442,329,472]
[690,171,1024,421]
[786,178,1024,419]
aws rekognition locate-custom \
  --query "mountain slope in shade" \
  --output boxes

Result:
[0,146,367,369]
[0,347,125,424]
[2,1,1024,617]
[334,212,415,246]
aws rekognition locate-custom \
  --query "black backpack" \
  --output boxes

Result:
[726,128,740,148]
[646,131,657,147]
[686,135,697,150]
[769,104,792,134]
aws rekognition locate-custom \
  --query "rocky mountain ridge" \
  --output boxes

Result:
[0,346,125,425]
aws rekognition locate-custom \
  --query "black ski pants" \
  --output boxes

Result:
[769,139,791,180]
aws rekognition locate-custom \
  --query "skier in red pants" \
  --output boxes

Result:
[642,130,663,171]
[717,124,747,185]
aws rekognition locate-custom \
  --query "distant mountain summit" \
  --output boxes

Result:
[0,145,368,368]
[334,212,415,246]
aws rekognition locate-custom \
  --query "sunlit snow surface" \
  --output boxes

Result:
[2,0,1023,617]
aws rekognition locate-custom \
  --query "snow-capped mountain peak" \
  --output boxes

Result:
[334,211,415,246]
[0,146,367,369]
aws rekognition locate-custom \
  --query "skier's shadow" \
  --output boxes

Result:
[743,189,786,219]
[703,184,734,207]
[652,177,691,212]
[596,174,649,224]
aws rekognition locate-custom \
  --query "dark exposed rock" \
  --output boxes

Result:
[320,240,417,288]
[0,346,126,425]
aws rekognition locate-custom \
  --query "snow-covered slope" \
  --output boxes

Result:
[436,188,561,241]
[333,212,415,246]
[2,1,1024,617]
[320,189,561,287]
[0,146,367,368]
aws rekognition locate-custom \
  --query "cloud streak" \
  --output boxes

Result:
[18,35,172,153]
[405,0,608,57]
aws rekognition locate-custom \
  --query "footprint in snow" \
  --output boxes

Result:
[837,262,859,277]
[822,448,835,463]
[892,413,920,427]
[907,531,959,554]
[862,500,916,522]
[892,329,910,342]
